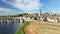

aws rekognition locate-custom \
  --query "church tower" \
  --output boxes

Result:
[39,9,41,17]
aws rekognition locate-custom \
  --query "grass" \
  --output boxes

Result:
[15,21,29,34]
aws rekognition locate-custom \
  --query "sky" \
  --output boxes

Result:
[0,0,60,16]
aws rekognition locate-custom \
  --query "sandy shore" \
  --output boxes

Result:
[24,21,60,34]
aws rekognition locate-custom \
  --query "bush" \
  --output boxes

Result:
[43,17,48,22]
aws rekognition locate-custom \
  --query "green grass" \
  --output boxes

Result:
[15,21,29,34]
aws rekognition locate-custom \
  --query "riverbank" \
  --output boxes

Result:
[24,21,60,34]
[15,21,29,34]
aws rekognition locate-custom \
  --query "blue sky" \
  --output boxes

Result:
[0,0,60,16]
[40,0,60,13]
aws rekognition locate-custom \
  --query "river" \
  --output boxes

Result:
[0,18,22,34]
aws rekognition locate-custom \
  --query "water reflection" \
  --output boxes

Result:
[0,18,22,34]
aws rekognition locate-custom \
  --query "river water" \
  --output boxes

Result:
[0,18,22,34]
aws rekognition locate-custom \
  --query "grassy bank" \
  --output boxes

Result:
[15,21,29,34]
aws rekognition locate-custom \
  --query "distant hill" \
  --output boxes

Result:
[0,13,27,18]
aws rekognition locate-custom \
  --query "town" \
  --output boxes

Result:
[19,10,60,24]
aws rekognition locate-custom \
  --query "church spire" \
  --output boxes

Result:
[40,9,41,16]
[39,9,41,17]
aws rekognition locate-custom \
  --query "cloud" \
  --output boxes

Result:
[1,0,42,12]
[0,8,17,16]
